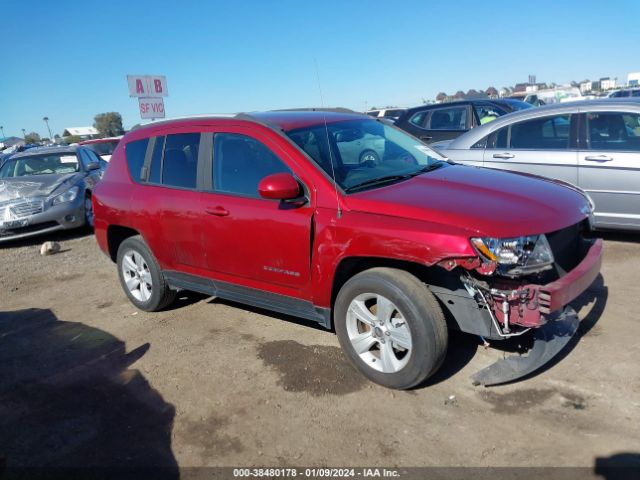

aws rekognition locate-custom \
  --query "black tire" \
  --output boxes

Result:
[334,267,447,389]
[359,149,380,164]
[83,193,94,231]
[116,235,176,312]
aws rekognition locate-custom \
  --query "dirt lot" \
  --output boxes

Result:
[1,230,639,476]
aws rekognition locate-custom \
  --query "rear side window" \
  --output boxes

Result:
[213,133,290,197]
[125,138,149,182]
[162,133,200,189]
[428,106,467,131]
[586,112,640,151]
[509,114,570,150]
[409,111,428,127]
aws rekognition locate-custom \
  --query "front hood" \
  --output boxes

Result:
[344,164,589,238]
[0,173,79,203]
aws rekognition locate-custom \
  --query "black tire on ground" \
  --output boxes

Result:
[84,193,94,231]
[359,149,380,164]
[116,235,176,312]
[334,267,448,389]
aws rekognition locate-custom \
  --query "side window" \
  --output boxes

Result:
[125,138,149,182]
[510,114,570,150]
[409,111,428,128]
[474,104,506,125]
[213,133,291,197]
[161,133,200,189]
[428,106,468,131]
[486,126,508,149]
[148,136,165,184]
[586,112,640,152]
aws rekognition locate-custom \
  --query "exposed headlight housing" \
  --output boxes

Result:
[51,186,79,206]
[471,234,554,277]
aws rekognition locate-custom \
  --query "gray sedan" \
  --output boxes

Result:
[435,99,640,231]
[0,145,106,242]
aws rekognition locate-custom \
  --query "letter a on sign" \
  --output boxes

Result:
[136,79,145,94]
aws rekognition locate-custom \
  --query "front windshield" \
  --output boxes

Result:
[0,153,79,178]
[285,119,448,192]
[89,141,119,156]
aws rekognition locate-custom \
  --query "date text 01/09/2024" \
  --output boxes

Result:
[232,468,401,478]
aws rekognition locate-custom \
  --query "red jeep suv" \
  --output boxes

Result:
[93,111,603,389]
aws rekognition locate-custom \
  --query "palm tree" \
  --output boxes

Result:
[43,117,52,140]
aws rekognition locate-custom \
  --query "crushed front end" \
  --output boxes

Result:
[436,220,603,386]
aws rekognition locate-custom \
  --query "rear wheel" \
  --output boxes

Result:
[334,268,447,389]
[117,235,176,311]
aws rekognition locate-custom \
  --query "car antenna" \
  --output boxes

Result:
[314,58,342,219]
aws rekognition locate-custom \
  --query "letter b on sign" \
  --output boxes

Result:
[154,79,163,94]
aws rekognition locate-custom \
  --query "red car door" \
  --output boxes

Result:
[199,126,314,297]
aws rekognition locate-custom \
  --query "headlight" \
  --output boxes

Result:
[51,186,79,205]
[471,234,554,276]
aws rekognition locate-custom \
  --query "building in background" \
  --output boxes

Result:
[628,72,640,87]
[600,77,616,91]
[62,126,99,141]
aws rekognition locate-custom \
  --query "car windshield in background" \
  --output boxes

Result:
[285,119,448,192]
[89,141,119,156]
[0,153,79,178]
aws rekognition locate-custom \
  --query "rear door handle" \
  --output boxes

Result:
[584,155,613,162]
[205,206,229,216]
[420,135,432,142]
[493,152,515,159]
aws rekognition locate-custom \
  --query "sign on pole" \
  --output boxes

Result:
[127,75,169,98]
[127,74,168,120]
[138,97,166,119]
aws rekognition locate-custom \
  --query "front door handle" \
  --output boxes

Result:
[205,206,229,216]
[420,135,432,142]
[493,152,515,159]
[584,155,613,162]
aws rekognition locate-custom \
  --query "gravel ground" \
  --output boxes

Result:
[0,230,639,477]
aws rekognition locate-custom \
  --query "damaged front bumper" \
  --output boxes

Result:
[463,238,603,385]
[0,196,86,243]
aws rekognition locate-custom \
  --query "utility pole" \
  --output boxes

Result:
[21,128,26,139]
[0,126,5,139]
[43,117,52,140]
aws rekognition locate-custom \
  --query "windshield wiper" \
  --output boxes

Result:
[344,174,411,193]
[408,162,446,177]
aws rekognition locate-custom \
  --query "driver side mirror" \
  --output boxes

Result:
[87,161,101,171]
[258,173,301,201]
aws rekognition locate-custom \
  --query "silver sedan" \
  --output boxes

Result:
[435,99,640,231]
[0,146,106,242]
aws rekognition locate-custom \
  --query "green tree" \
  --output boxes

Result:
[93,112,125,137]
[24,132,41,144]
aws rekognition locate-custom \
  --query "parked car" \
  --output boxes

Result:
[436,99,640,231]
[0,145,106,242]
[394,99,532,144]
[365,108,406,122]
[93,111,602,389]
[79,136,123,161]
[607,88,640,98]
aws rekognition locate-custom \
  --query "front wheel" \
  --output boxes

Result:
[334,268,448,389]
[116,235,176,311]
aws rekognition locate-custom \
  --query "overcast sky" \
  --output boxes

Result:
[2,0,639,137]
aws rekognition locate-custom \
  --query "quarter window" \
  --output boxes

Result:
[213,133,291,197]
[509,114,570,149]
[428,106,467,131]
[409,111,427,127]
[124,138,149,182]
[586,112,640,151]
[161,133,200,189]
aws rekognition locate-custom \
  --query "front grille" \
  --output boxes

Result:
[546,221,588,276]
[8,199,44,218]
